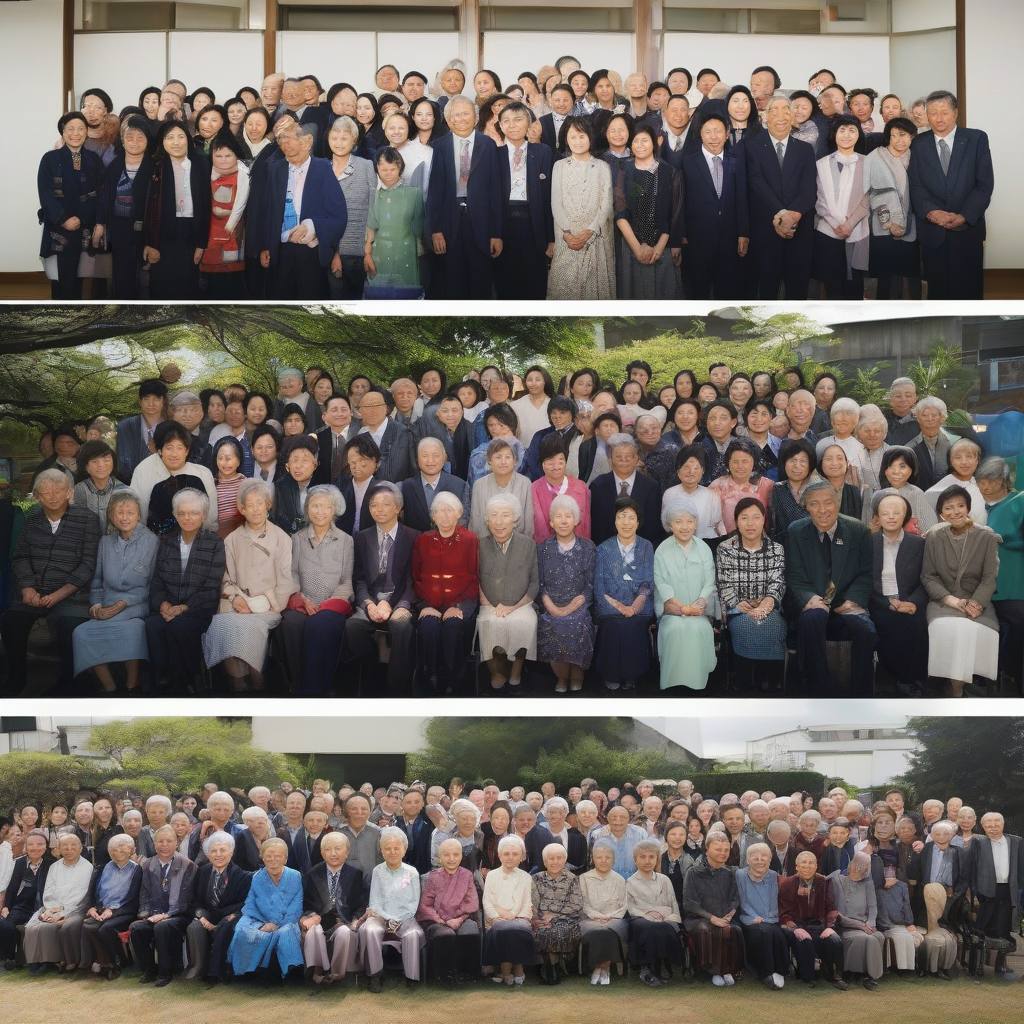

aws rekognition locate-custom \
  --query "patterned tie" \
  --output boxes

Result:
[212,869,225,907]
[458,138,471,193]
[713,155,723,198]
[619,479,629,496]
[776,141,785,170]
[938,138,950,176]
[260,468,269,481]
[379,532,393,577]
[328,869,339,907]
[332,436,342,481]
[673,135,682,152]
[512,145,525,173]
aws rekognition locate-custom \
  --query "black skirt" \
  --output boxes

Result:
[627,917,683,965]
[593,614,653,684]
[483,920,536,967]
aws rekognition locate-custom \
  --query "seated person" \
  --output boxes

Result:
[532,844,584,985]
[579,839,628,984]
[626,838,683,988]
[735,842,790,989]
[280,810,330,874]
[227,837,304,979]
[184,831,253,985]
[682,831,743,986]
[80,834,142,979]
[0,829,53,965]
[129,825,197,987]
[830,851,885,989]
[300,831,365,984]
[778,851,848,988]
[417,837,481,985]
[482,835,535,987]
[344,482,420,691]
[361,827,425,992]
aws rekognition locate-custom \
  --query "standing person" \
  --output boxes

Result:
[364,148,425,289]
[909,91,993,299]
[326,116,375,300]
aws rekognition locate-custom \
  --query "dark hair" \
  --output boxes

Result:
[408,97,447,143]
[242,106,273,140]
[778,438,817,480]
[752,65,782,90]
[539,432,569,465]
[375,146,405,175]
[138,378,169,400]
[139,86,162,109]
[878,444,920,487]
[725,85,761,133]
[788,89,822,118]
[475,69,502,92]
[191,86,216,106]
[250,423,281,454]
[211,435,245,476]
[377,93,404,113]
[613,494,643,527]
[724,437,759,474]
[81,87,114,112]
[237,86,260,106]
[522,365,554,397]
[455,379,485,404]
[783,365,806,388]
[631,123,659,152]
[549,82,575,101]
[312,371,335,394]
[344,434,381,465]
[355,92,381,128]
[402,70,428,86]
[812,371,838,392]
[626,360,653,382]
[696,68,720,83]
[154,118,196,158]
[646,80,669,98]
[153,421,192,451]
[484,402,519,437]
[209,127,247,161]
[733,496,767,525]
[882,116,918,144]
[243,391,273,417]
[557,114,594,152]
[569,367,600,393]
[281,434,319,462]
[705,398,739,427]
[674,370,700,397]
[936,483,972,516]
[518,71,539,87]
[589,68,612,92]
[709,362,728,373]
[872,489,913,527]
[602,110,636,152]
[847,87,878,106]
[698,112,728,134]
[828,113,864,150]
[675,443,708,472]
[810,68,836,84]
[548,395,577,420]
[568,68,591,89]
[326,81,357,110]
[746,397,776,423]
[416,365,447,399]
[476,93,511,132]
[926,89,958,111]
[199,388,226,416]
[666,67,693,91]
[348,374,373,393]
[74,440,116,483]
[618,379,646,404]
[669,396,702,428]
[280,402,309,430]
[593,410,623,433]
[324,392,351,412]
[751,371,777,398]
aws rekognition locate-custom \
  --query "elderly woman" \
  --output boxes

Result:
[588,806,647,880]
[79,834,141,979]
[144,489,225,690]
[815,397,865,466]
[299,831,365,984]
[593,496,655,692]
[770,439,819,546]
[654,496,717,691]
[976,457,1024,689]
[326,116,377,300]
[922,484,1000,696]
[22,834,93,974]
[361,827,424,991]
[716,496,787,690]
[531,844,584,984]
[277,484,353,693]
[228,837,303,979]
[233,806,275,872]
[907,395,951,492]
[417,837,480,985]
[736,842,790,989]
[627,838,683,988]
[478,494,540,692]
[831,851,885,989]
[854,404,891,492]
[925,436,987,527]
[870,812,921,974]
[412,491,479,693]
[71,490,158,693]
[202,479,296,690]
[430,799,483,870]
[535,495,596,694]
[483,835,535,986]
[683,830,743,986]
[579,838,628,984]
[73,439,126,529]
[469,437,534,540]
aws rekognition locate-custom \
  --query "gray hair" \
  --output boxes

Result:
[799,810,822,825]
[32,468,73,494]
[241,806,270,824]
[830,397,860,421]
[277,367,304,383]
[848,851,872,878]
[632,838,663,861]
[206,791,236,811]
[747,800,769,814]
[444,94,476,121]
[146,795,173,815]
[248,786,270,801]
[801,478,840,508]
[633,413,661,431]
[745,841,772,862]
[606,432,638,454]
[575,800,597,815]
[107,833,136,854]
[417,436,446,458]
[437,836,465,858]
[542,796,569,816]
[977,456,1011,486]
[930,821,957,838]
[329,115,360,139]
[368,480,404,511]
[450,798,481,826]
[203,830,237,856]
[430,490,464,519]
[889,377,916,394]
[662,495,700,532]
[949,436,982,461]
[169,391,201,407]
[321,831,351,852]
[238,478,275,511]
[106,488,142,521]
[542,843,568,864]
[172,487,210,517]
[856,403,889,432]
[497,834,526,856]
[305,483,346,518]
[912,395,947,421]
[766,820,792,838]
[484,492,523,524]
[548,494,581,526]
[767,93,793,112]
[121,809,143,825]
[871,487,909,518]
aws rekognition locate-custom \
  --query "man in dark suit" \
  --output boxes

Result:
[658,95,695,169]
[185,832,253,985]
[313,395,359,489]
[395,789,433,875]
[538,85,574,157]
[785,479,877,695]
[343,481,420,690]
[966,812,1024,978]
[400,437,470,533]
[257,123,347,300]
[909,90,994,300]
[681,113,749,299]
[115,378,168,483]
[495,101,554,300]
[356,389,415,483]
[590,434,664,547]
[279,809,330,874]
[427,95,503,299]
[745,95,817,299]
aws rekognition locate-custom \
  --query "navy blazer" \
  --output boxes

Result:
[352,522,421,610]
[525,825,589,875]
[115,414,150,483]
[498,141,555,250]
[658,123,699,170]
[312,424,358,489]
[870,529,928,613]
[681,147,749,250]
[279,826,328,874]
[336,474,378,536]
[426,131,503,256]
[589,471,664,548]
[538,114,564,157]
[302,861,365,928]
[744,132,817,241]
[400,471,471,533]
[192,861,253,922]
[258,156,347,268]
[37,146,104,256]
[397,816,434,875]
[909,128,994,250]
[370,419,416,484]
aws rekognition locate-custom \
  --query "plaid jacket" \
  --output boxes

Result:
[11,504,101,598]
[715,533,787,611]
[149,528,226,615]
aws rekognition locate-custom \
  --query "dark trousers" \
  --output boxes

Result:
[148,222,201,299]
[0,906,34,960]
[108,218,144,299]
[344,609,415,690]
[423,920,481,979]
[921,222,985,299]
[684,241,741,300]
[50,227,85,300]
[144,611,212,685]
[82,910,135,967]
[441,208,493,299]
[994,599,1024,692]
[797,608,877,696]
[741,921,790,979]
[278,607,349,694]
[186,915,239,979]
[976,883,1014,940]
[496,213,548,299]
[200,270,249,300]
[327,254,367,299]
[786,925,844,982]
[755,230,813,300]
[129,916,190,977]
[1,600,90,693]
[872,602,929,684]
[268,242,327,300]
[417,610,476,686]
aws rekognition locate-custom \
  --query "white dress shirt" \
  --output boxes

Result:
[991,835,1010,883]
[934,125,957,162]
[612,471,637,497]
[282,156,319,247]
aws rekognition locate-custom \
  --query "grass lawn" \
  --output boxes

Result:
[1,967,1019,1024]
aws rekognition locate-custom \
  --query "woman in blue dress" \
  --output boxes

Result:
[228,837,304,978]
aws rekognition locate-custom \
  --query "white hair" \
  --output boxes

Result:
[497,834,526,856]
[203,830,237,856]
[431,490,464,519]
[379,825,410,851]
[32,468,73,493]
[146,795,173,815]
[542,797,569,816]
[238,478,274,511]
[107,834,136,854]
[745,841,772,862]
[548,494,581,526]
[172,487,210,517]
[912,395,948,421]
[305,483,346,518]
[206,791,236,811]
[830,397,860,420]
[484,492,523,524]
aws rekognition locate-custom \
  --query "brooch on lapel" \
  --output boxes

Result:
[539,173,547,180]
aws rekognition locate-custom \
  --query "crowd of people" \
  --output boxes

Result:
[4,358,1020,698]
[0,776,1018,992]
[38,54,993,302]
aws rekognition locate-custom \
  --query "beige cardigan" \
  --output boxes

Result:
[222,521,297,612]
[482,866,533,927]
[625,871,681,923]
[580,869,627,920]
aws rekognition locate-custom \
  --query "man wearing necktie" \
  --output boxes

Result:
[909,90,993,300]
[589,434,665,547]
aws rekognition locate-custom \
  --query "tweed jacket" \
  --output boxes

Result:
[920,522,999,630]
[149,528,226,615]
[11,503,102,600]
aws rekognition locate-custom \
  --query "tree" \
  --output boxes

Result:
[0,752,104,815]
[896,717,1024,835]
[906,341,980,416]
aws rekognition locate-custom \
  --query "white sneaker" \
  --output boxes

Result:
[591,967,602,985]
[772,973,785,989]
[723,974,735,986]
[712,974,726,987]
[600,968,610,985]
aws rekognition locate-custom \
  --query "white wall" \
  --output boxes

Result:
[964,2,1023,269]
[75,32,168,114]
[1,0,64,273]
[888,30,956,111]
[891,0,956,34]
[169,31,264,104]
[251,716,429,755]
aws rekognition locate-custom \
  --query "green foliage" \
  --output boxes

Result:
[684,770,827,797]
[0,752,104,815]
[906,341,979,411]
[842,362,893,407]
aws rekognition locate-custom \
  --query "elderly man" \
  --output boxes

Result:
[248,786,285,830]
[184,831,253,985]
[528,797,587,874]
[261,73,284,115]
[884,378,919,446]
[766,820,798,877]
[79,834,142,978]
[338,794,382,883]
[169,391,212,469]
[257,122,347,300]
[388,378,419,429]
[273,367,323,433]
[399,437,470,533]
[426,95,503,299]
[589,434,664,547]
[682,831,743,986]
[909,90,993,300]
[779,851,848,988]
[2,469,101,694]
[785,478,877,695]
[313,395,359,490]
[784,389,818,444]
[357,390,414,483]
[745,94,817,299]
[914,820,964,931]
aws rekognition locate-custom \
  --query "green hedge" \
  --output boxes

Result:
[669,771,828,800]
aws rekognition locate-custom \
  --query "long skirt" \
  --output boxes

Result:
[477,604,537,662]
[615,238,681,300]
[727,608,787,661]
[202,610,281,670]
[22,911,86,965]
[72,615,149,675]
[484,919,536,967]
[920,930,958,972]
[228,918,304,976]
[741,921,789,979]
[580,918,627,967]
[884,925,922,969]
[302,921,359,979]
[148,229,201,300]
[927,617,999,682]
[839,926,885,977]
[423,920,481,979]
[537,607,595,669]
[533,915,580,956]
[593,614,653,684]
[657,614,716,690]
[628,917,683,965]
[685,919,743,975]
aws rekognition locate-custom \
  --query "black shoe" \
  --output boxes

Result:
[551,964,562,985]
[106,968,121,981]
[3,960,17,972]
[367,972,383,993]
[639,967,661,988]
[936,969,951,981]
[139,970,157,984]
[659,962,673,983]
[862,977,878,990]
[205,976,221,988]
[829,977,849,991]
[154,975,173,988]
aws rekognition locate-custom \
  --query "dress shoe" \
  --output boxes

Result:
[154,975,173,988]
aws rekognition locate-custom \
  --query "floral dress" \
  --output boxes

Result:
[531,869,584,954]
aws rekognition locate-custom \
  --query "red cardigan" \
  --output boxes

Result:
[412,527,479,609]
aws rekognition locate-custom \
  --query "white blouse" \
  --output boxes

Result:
[482,866,533,925]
